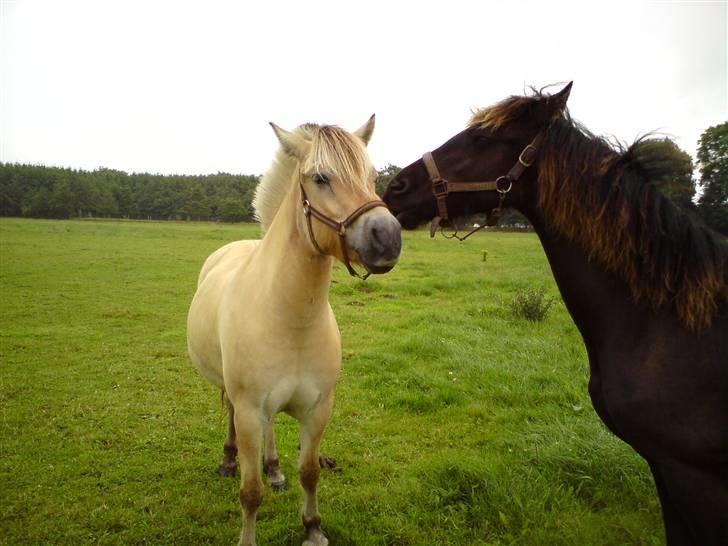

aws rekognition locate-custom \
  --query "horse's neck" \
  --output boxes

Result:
[254,179,333,323]
[527,211,643,349]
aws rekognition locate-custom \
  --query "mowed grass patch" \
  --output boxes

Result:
[0,218,663,545]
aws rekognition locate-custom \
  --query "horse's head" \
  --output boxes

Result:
[271,116,401,276]
[383,83,572,230]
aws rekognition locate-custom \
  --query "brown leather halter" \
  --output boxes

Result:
[299,179,387,279]
[422,130,545,238]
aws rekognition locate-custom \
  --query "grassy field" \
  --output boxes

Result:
[0,218,663,545]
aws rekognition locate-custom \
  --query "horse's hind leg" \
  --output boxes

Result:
[298,394,334,546]
[219,394,237,477]
[263,418,286,491]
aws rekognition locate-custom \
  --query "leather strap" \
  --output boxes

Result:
[505,131,544,181]
[446,181,500,192]
[424,129,545,236]
[422,151,441,182]
[300,181,387,279]
[423,152,450,222]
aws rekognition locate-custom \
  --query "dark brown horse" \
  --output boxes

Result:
[383,83,727,545]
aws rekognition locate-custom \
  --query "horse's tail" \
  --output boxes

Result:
[221,390,231,419]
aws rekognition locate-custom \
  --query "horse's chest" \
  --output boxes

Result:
[224,328,340,419]
[264,374,332,420]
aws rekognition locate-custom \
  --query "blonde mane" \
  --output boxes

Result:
[253,123,373,231]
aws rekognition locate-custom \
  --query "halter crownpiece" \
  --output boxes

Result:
[299,179,387,279]
[423,130,545,238]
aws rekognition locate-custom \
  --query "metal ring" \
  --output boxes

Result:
[518,144,537,167]
[496,176,512,194]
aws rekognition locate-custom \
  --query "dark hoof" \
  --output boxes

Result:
[270,480,287,492]
[218,464,237,477]
[319,456,342,472]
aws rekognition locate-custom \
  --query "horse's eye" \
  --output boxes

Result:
[473,132,492,145]
[312,172,330,185]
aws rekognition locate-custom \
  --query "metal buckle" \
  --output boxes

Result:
[496,176,512,194]
[302,199,311,216]
[518,144,537,167]
[432,179,448,198]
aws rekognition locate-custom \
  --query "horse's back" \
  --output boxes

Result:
[187,239,260,387]
[197,239,258,286]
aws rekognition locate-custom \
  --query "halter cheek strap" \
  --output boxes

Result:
[423,130,544,238]
[299,181,387,279]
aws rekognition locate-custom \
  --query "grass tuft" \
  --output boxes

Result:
[509,286,556,322]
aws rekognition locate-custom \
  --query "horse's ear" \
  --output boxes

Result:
[353,114,375,145]
[546,81,572,119]
[270,123,310,160]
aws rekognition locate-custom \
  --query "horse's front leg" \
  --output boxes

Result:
[298,393,334,546]
[234,406,264,546]
[263,417,286,491]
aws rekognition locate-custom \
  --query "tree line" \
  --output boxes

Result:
[0,123,725,233]
[0,164,260,222]
[0,162,403,224]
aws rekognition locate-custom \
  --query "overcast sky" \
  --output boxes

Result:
[1,0,725,176]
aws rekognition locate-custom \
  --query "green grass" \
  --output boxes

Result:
[0,218,663,545]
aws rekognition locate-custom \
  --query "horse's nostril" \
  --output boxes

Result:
[390,178,409,195]
[367,219,401,258]
[371,225,384,248]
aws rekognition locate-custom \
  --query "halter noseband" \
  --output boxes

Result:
[299,178,387,279]
[422,130,545,239]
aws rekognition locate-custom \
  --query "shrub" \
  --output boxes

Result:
[510,287,555,322]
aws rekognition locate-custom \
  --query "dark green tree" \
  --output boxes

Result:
[94,183,119,217]
[639,138,696,212]
[696,122,728,234]
[50,178,76,218]
[218,196,248,222]
[111,179,135,218]
[0,169,24,216]
[179,184,212,221]
[375,164,401,196]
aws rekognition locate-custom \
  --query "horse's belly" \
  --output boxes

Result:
[187,311,224,388]
[190,348,224,387]
[187,239,260,389]
[187,280,228,388]
[596,346,727,463]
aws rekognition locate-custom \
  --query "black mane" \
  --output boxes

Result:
[536,113,727,329]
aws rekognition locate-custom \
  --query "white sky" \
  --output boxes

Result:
[1,0,726,176]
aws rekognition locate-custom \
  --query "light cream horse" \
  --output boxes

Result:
[187,116,401,546]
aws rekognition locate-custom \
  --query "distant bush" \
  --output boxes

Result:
[510,287,555,322]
